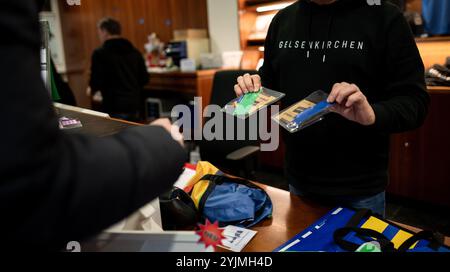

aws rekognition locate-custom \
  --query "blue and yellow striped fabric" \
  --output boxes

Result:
[275,207,449,252]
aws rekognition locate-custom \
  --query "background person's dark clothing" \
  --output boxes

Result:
[1,0,186,250]
[51,59,77,106]
[89,38,149,117]
[260,0,429,197]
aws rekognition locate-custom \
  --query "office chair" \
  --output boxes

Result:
[198,70,261,179]
[145,98,172,121]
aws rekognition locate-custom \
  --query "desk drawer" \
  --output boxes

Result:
[146,76,197,95]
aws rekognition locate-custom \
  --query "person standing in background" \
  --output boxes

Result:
[89,17,149,122]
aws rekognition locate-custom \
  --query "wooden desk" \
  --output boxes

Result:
[241,184,330,252]
[145,69,217,111]
[56,106,450,251]
[55,108,135,137]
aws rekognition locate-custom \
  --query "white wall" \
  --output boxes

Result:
[207,0,241,54]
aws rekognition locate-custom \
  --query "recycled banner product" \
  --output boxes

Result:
[184,162,273,228]
[222,87,285,119]
[190,174,273,228]
[273,90,333,133]
[274,207,450,252]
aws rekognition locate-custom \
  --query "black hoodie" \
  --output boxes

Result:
[90,38,149,114]
[260,0,429,196]
[1,0,185,249]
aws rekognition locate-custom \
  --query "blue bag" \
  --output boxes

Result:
[275,207,449,252]
[190,174,273,228]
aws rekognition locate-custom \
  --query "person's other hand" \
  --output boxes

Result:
[234,73,261,96]
[327,82,376,126]
[150,118,184,147]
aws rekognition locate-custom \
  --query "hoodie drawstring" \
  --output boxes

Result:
[323,8,335,63]
[303,0,336,63]
[305,3,312,59]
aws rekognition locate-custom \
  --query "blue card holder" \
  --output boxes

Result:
[273,90,333,133]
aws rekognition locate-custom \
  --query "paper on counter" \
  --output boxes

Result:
[141,217,164,232]
[111,199,163,232]
[173,166,197,190]
[219,225,257,252]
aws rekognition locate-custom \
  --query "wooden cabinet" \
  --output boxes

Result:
[59,0,208,53]
[238,0,295,69]
[145,69,217,111]
[169,0,209,31]
[388,88,450,207]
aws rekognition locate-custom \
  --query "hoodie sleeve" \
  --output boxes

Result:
[0,0,186,249]
[259,16,279,90]
[137,51,150,86]
[370,11,430,133]
[89,49,106,93]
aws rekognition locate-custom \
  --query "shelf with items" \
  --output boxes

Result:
[238,0,295,69]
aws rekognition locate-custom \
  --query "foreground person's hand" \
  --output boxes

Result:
[150,118,184,147]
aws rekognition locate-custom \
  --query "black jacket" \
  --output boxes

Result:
[0,0,186,250]
[90,38,149,114]
[260,0,430,196]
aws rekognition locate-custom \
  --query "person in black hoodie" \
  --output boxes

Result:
[89,17,149,121]
[1,0,186,250]
[235,0,430,216]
